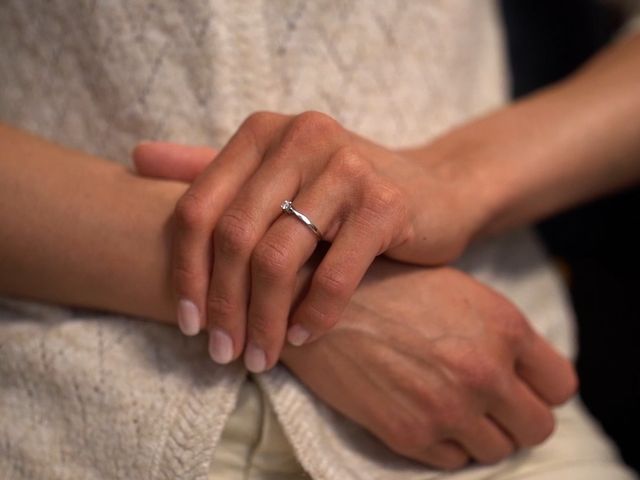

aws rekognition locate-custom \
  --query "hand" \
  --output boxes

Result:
[133,140,576,469]
[281,259,577,469]
[132,113,486,372]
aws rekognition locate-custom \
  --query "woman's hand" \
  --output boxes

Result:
[133,113,488,372]
[132,139,577,468]
[281,258,578,469]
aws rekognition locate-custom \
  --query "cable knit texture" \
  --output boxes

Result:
[0,1,632,479]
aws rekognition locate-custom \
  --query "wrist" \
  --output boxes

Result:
[430,145,503,243]
[406,85,575,241]
[399,135,505,256]
[0,124,188,327]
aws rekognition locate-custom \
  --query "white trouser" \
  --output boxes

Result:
[210,380,636,480]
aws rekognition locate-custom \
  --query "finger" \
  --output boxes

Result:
[206,162,302,364]
[414,441,470,470]
[517,334,578,405]
[172,114,284,336]
[454,418,515,465]
[132,142,216,181]
[208,119,350,365]
[289,209,388,345]
[244,175,351,372]
[489,378,556,448]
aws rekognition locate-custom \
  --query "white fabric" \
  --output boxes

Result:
[0,1,635,479]
[218,379,634,479]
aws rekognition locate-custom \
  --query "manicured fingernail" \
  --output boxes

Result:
[208,328,234,364]
[177,299,200,336]
[244,342,266,373]
[287,325,311,346]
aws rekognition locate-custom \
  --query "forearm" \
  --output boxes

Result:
[408,32,640,237]
[0,124,185,323]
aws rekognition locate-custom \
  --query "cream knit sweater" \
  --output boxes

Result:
[0,1,617,479]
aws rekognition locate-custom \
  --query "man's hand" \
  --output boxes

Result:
[281,259,577,469]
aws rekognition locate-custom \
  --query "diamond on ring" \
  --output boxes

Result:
[281,200,294,213]
[280,200,323,241]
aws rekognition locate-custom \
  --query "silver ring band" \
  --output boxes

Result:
[281,200,323,241]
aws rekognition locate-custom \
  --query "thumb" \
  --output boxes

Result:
[132,142,217,182]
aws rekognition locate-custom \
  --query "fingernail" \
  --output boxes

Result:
[287,325,311,346]
[177,299,201,336]
[244,342,266,373]
[208,328,234,364]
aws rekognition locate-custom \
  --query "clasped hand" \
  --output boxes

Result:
[137,111,481,372]
[283,260,576,469]
[133,111,576,469]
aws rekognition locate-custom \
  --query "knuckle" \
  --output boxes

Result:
[539,413,557,443]
[252,238,291,279]
[242,111,277,134]
[490,444,515,464]
[327,146,372,180]
[544,356,579,406]
[526,410,556,446]
[556,362,579,404]
[240,111,283,150]
[248,312,273,339]
[398,380,456,435]
[425,444,470,471]
[314,265,350,299]
[207,294,237,322]
[433,400,467,435]
[384,417,436,454]
[300,300,337,331]
[475,439,515,465]
[439,459,467,471]
[279,111,343,153]
[362,181,405,218]
[439,451,470,470]
[289,110,342,140]
[215,210,257,257]
[172,263,201,296]
[174,191,210,230]
[457,354,505,393]
[493,305,531,346]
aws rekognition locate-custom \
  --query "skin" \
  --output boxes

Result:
[161,32,640,374]
[165,113,486,373]
[0,125,575,468]
[282,260,575,468]
[1,27,638,473]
